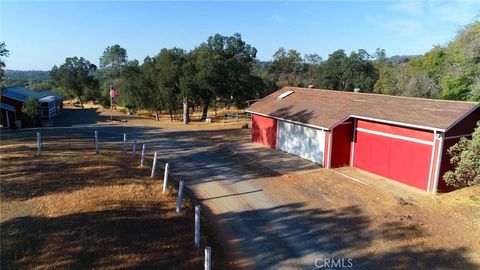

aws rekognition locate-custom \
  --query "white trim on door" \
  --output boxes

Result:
[327,129,333,168]
[356,127,434,146]
[350,119,357,167]
[427,132,438,192]
[432,133,445,193]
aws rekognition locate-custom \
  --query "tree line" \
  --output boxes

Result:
[1,21,478,123]
[47,33,263,123]
[260,21,479,101]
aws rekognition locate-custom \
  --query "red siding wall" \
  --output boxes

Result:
[251,114,277,149]
[331,121,353,168]
[353,120,435,191]
[1,96,24,112]
[437,107,480,192]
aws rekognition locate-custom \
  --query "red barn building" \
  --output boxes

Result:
[246,87,480,193]
[1,86,63,128]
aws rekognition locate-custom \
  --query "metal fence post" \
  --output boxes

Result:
[150,151,158,178]
[176,180,184,213]
[140,143,146,167]
[205,246,212,270]
[195,205,201,248]
[123,133,127,153]
[132,139,137,156]
[36,132,42,155]
[163,162,169,193]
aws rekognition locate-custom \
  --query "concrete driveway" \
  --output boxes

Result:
[2,109,478,270]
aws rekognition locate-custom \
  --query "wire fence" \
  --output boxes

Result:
[21,130,214,268]
[223,112,251,124]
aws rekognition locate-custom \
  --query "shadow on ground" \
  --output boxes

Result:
[1,126,478,270]
[209,203,478,269]
[0,200,205,270]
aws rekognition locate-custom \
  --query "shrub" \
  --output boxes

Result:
[23,96,40,119]
[444,121,480,188]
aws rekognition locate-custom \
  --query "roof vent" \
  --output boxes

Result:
[277,90,294,100]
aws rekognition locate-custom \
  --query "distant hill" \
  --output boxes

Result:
[387,55,418,64]
[5,69,49,82]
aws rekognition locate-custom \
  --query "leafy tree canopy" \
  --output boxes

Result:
[0,41,9,88]
[49,57,98,108]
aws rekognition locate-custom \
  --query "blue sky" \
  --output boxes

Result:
[1,1,479,70]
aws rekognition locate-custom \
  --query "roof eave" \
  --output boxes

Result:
[247,110,448,133]
[444,103,480,133]
[245,110,330,131]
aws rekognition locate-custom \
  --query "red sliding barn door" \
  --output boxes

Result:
[251,114,277,149]
[352,120,435,191]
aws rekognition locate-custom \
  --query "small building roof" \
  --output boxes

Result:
[2,86,63,103]
[38,95,57,103]
[36,89,64,100]
[246,87,480,132]
[2,86,34,103]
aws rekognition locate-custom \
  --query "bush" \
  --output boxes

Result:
[23,96,40,119]
[444,121,480,188]
[98,94,111,109]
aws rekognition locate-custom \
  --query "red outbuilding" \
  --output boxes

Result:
[1,86,64,129]
[246,87,480,193]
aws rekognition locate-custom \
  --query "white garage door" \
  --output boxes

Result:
[277,121,326,165]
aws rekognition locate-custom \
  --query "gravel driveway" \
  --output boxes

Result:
[2,108,478,270]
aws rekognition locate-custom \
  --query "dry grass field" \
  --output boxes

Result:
[0,138,224,269]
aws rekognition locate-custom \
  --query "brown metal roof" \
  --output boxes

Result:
[246,87,480,131]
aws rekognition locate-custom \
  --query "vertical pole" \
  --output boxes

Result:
[176,180,184,213]
[140,143,146,167]
[6,110,10,128]
[150,151,158,178]
[123,133,127,153]
[132,139,137,156]
[110,85,113,121]
[36,132,41,155]
[195,205,201,248]
[163,162,169,193]
[204,246,211,270]
[95,130,99,154]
